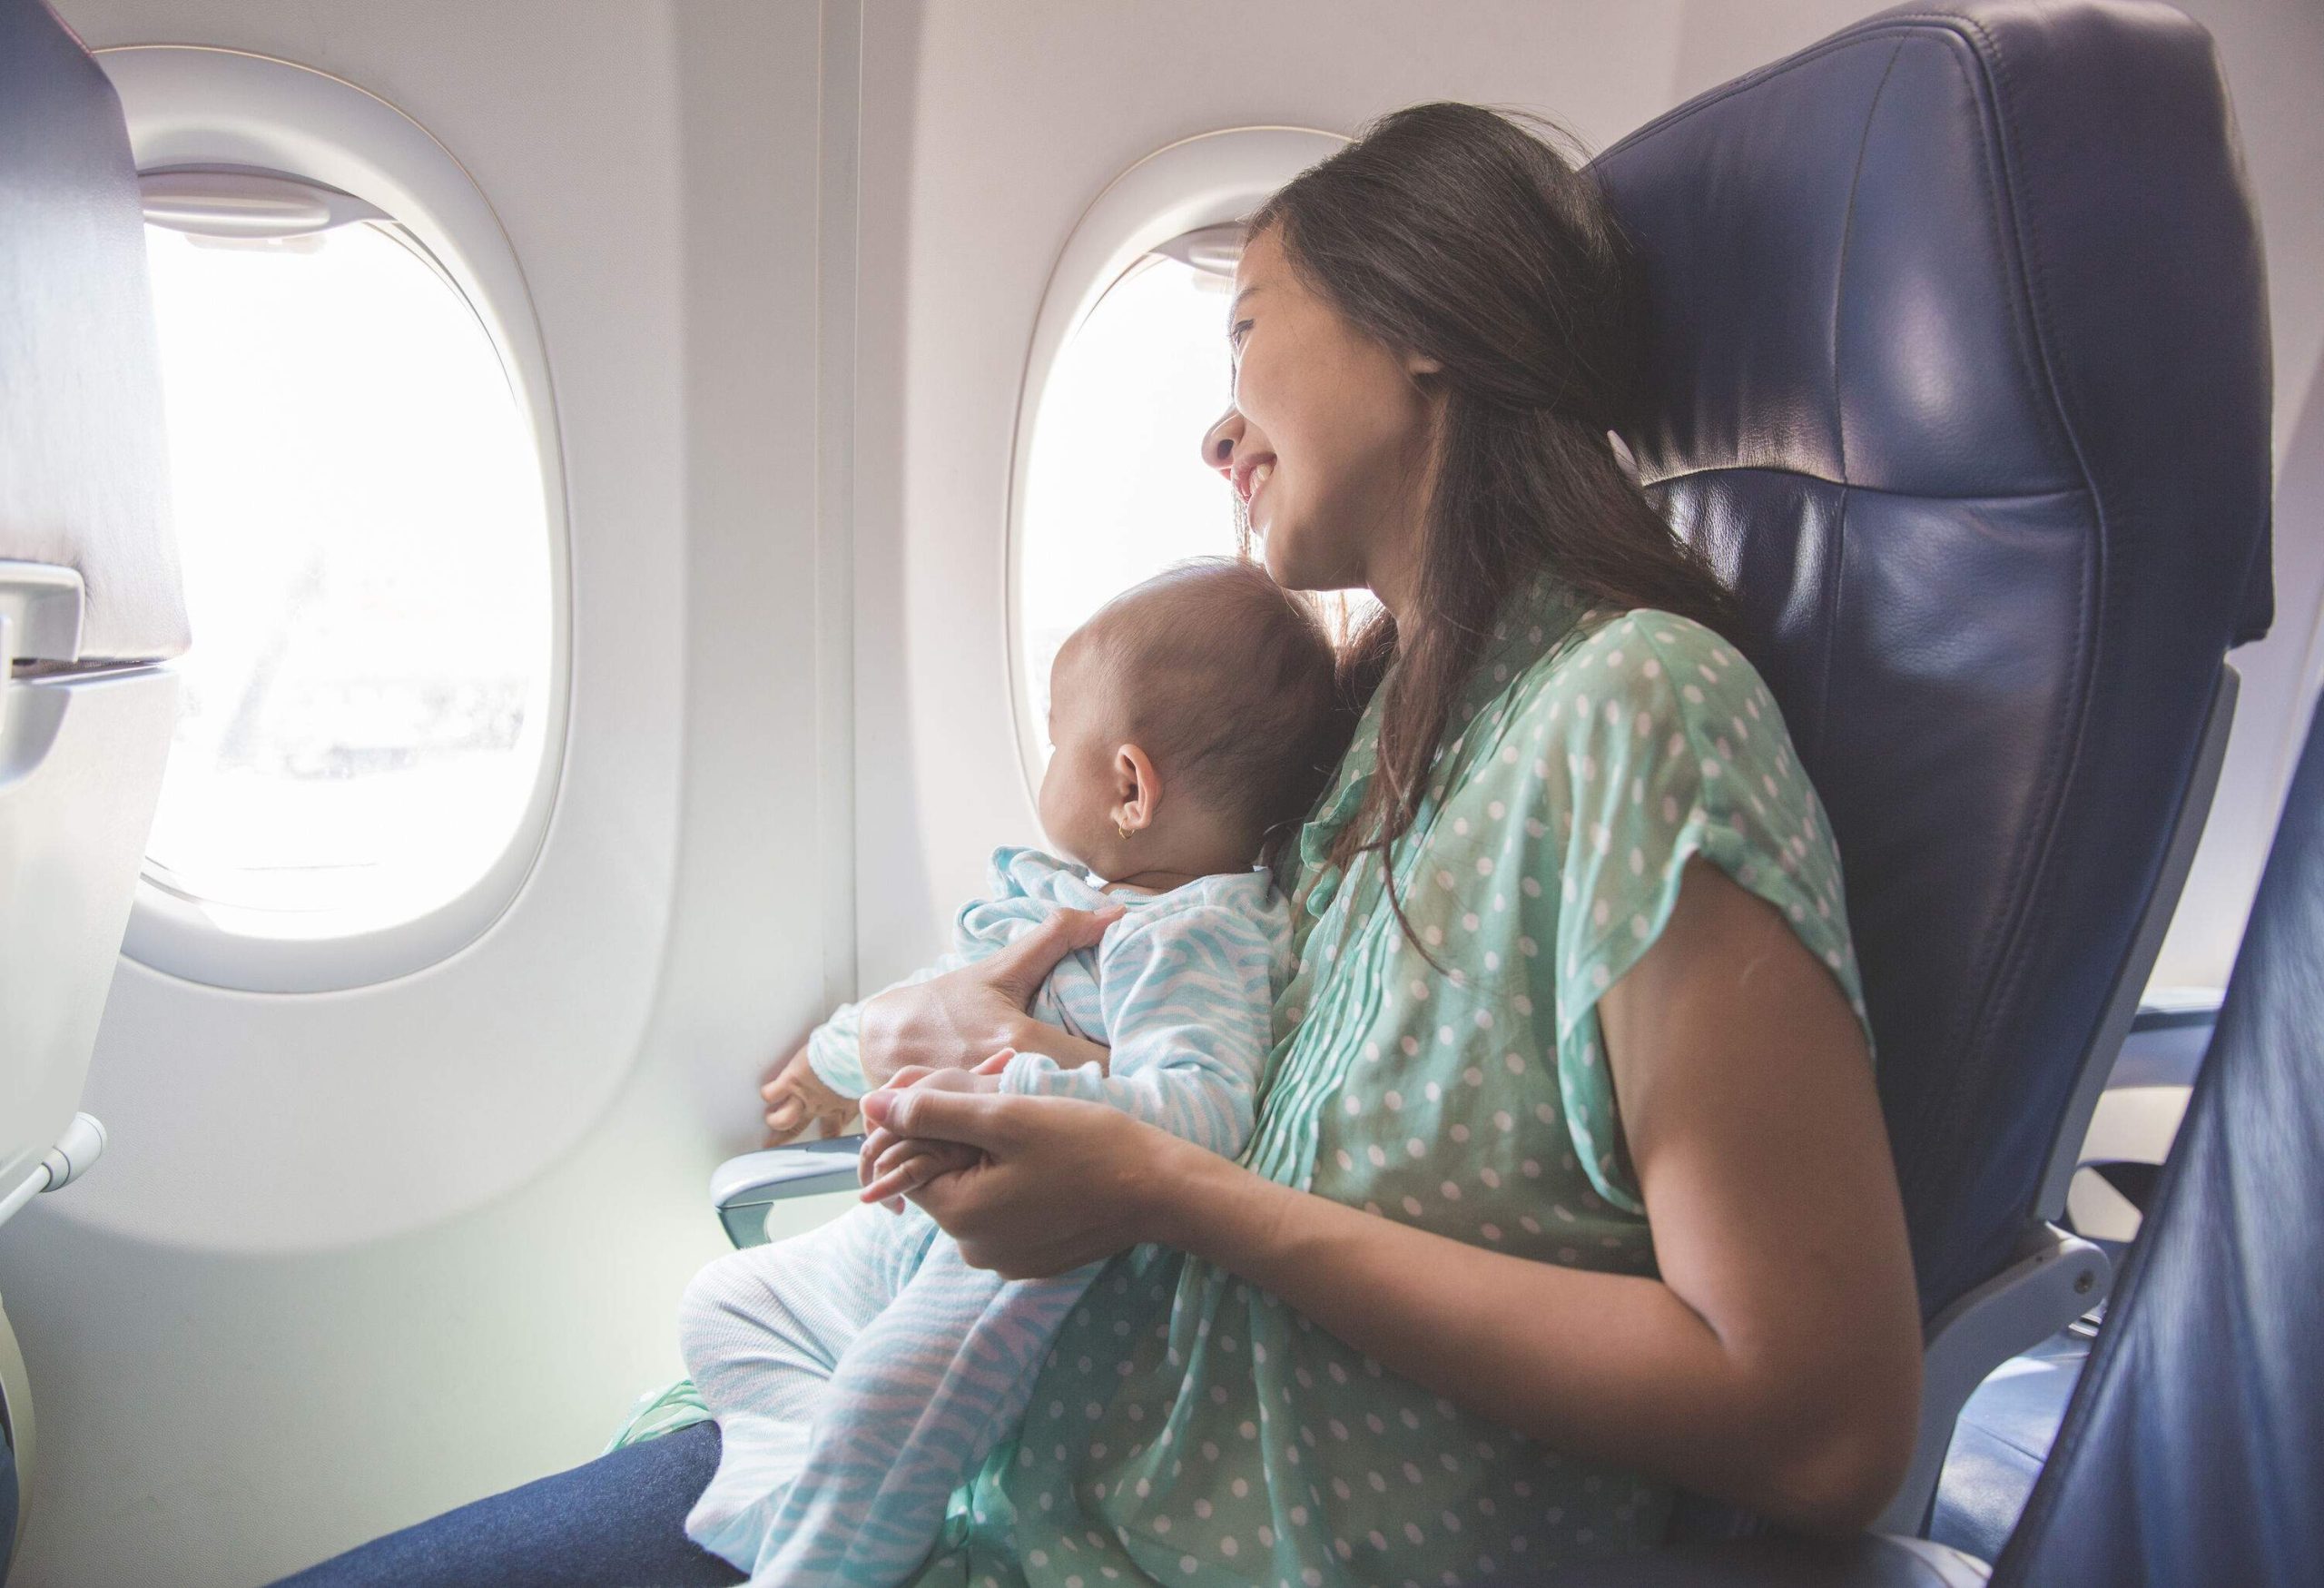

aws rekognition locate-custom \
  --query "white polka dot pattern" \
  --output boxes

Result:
[911,576,1872,1588]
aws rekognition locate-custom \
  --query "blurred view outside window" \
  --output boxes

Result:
[1019,251,1244,757]
[1018,242,1373,767]
[141,220,551,930]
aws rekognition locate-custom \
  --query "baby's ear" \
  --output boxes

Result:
[1116,743,1163,826]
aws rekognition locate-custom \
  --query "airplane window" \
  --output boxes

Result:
[1019,247,1238,748]
[1017,236,1374,767]
[138,213,553,933]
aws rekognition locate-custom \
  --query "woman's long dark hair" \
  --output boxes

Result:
[1246,103,1738,929]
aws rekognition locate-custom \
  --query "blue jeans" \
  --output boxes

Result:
[270,1421,747,1586]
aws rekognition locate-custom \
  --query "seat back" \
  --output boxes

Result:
[0,0,186,1210]
[1994,695,2324,1587]
[1590,0,2272,1325]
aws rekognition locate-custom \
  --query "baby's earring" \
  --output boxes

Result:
[1116,821,1133,841]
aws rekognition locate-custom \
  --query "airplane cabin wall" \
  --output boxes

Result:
[1,2,853,1583]
[2156,0,2324,983]
[0,1,2309,1583]
[856,0,2324,1001]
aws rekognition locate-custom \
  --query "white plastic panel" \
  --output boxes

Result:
[0,6,832,1584]
[101,46,570,994]
[50,42,685,1253]
[0,666,179,1216]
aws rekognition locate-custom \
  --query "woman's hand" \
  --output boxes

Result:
[856,1064,1003,1209]
[855,905,1122,1088]
[860,1078,1178,1279]
[759,1042,861,1146]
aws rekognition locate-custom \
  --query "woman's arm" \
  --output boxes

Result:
[853,905,1120,1088]
[880,860,1921,1534]
[1161,859,1921,1533]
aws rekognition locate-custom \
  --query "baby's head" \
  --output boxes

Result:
[1039,557,1354,884]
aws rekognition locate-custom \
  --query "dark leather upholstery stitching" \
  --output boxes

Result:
[1925,9,2110,1227]
[1817,35,1908,760]
[1637,466,2083,508]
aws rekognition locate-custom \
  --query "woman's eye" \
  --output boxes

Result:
[1229,319,1253,351]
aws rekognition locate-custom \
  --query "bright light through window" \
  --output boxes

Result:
[141,219,552,932]
[1018,244,1376,767]
[1019,252,1246,745]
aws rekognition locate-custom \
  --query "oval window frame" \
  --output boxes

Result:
[1002,126,1345,814]
[99,44,572,995]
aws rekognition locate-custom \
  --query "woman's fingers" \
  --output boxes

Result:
[869,1132,927,1184]
[862,1081,1023,1152]
[980,904,1123,1007]
[929,1141,983,1182]
[858,1124,904,1189]
[861,1150,940,1206]
[859,1067,977,1182]
[855,917,1113,1085]
[898,1098,1162,1278]
[972,1047,1017,1076]
[863,1140,983,1208]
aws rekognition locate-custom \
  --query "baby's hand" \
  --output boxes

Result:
[761,1043,860,1147]
[859,1067,1005,1210]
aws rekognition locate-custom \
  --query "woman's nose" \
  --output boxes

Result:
[1200,406,1245,478]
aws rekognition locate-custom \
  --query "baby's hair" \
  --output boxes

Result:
[1080,557,1359,873]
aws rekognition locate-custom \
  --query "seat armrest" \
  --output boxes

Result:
[709,1137,865,1248]
[1532,1534,1989,1586]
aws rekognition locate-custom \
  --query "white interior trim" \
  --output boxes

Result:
[99,44,573,994]
[1000,126,1345,814]
[816,0,863,1014]
[60,35,679,1253]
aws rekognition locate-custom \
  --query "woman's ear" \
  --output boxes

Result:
[1113,744,1162,835]
[1403,348,1444,379]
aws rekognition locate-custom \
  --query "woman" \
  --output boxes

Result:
[279,102,1919,1588]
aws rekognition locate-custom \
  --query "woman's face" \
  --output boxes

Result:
[1200,224,1443,611]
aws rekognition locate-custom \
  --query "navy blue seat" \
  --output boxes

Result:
[1538,688,2323,1585]
[1985,699,2323,1584]
[1927,991,2222,1559]
[1582,0,2272,1535]
[1927,1327,2090,1562]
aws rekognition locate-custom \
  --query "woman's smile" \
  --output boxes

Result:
[1232,452,1275,508]
[1246,459,1275,522]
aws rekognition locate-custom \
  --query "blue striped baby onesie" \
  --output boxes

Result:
[677,846,1287,1587]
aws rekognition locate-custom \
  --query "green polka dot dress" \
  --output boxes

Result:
[907,570,1874,1587]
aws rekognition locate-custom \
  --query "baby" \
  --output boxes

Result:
[675,557,1354,1587]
